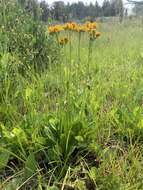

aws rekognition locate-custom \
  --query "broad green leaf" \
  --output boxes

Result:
[0,151,10,169]
[24,153,37,179]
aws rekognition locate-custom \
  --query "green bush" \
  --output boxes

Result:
[0,0,60,71]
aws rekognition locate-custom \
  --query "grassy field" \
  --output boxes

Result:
[0,16,143,189]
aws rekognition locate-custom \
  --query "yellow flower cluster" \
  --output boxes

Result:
[63,22,77,31]
[48,21,100,33]
[85,21,97,30]
[48,24,63,34]
[85,22,101,39]
[48,21,101,45]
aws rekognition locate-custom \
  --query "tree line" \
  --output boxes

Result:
[129,1,143,16]
[50,0,124,21]
[17,0,125,22]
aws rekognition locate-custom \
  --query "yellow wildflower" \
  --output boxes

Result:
[85,21,97,31]
[48,25,63,34]
[63,22,78,31]
[58,37,69,45]
[95,32,101,38]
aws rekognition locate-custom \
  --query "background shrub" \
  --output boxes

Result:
[0,0,60,71]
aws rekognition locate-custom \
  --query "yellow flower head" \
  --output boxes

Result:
[85,21,97,31]
[95,31,101,38]
[58,37,69,45]
[48,25,63,34]
[89,29,96,35]
[91,22,97,29]
[63,22,78,31]
[89,31,101,40]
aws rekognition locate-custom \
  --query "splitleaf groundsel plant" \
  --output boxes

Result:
[48,21,101,88]
[48,21,101,125]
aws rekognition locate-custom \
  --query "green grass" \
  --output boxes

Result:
[0,18,143,190]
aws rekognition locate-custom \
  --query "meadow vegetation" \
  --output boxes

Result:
[0,1,143,190]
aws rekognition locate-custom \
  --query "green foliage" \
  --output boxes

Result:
[0,0,59,71]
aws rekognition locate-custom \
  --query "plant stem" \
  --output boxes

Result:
[66,30,72,128]
[76,32,82,88]
[87,37,93,78]
[78,32,81,65]
[2,0,6,26]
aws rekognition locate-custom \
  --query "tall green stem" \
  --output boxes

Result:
[87,38,93,78]
[66,31,72,128]
[78,32,81,65]
[2,0,6,26]
[2,0,6,52]
[76,32,81,88]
